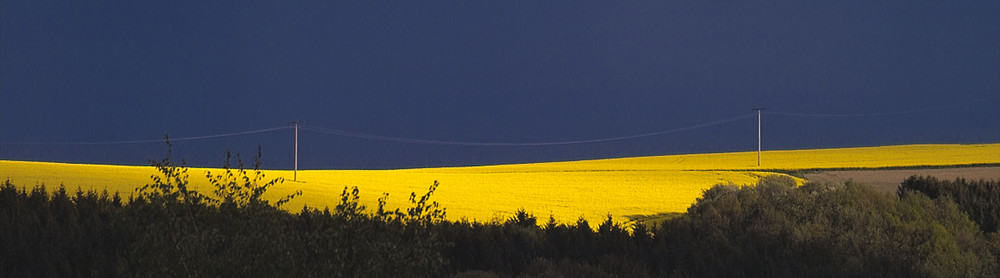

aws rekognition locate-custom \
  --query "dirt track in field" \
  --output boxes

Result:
[802,167,1000,193]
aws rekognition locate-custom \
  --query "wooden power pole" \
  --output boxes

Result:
[752,108,766,166]
[292,121,301,181]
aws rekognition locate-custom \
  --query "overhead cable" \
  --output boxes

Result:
[769,96,994,118]
[300,113,755,146]
[1,96,989,147]
[0,126,291,145]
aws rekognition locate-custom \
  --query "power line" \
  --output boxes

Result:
[2,96,990,147]
[300,113,755,146]
[0,126,292,145]
[0,113,753,147]
[769,97,994,118]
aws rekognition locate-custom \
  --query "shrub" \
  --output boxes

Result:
[205,146,302,209]
[658,178,998,277]
[899,176,1000,233]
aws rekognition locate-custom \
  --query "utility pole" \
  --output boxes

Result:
[291,121,301,181]
[752,108,766,166]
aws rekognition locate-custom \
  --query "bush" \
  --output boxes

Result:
[657,177,997,277]
[899,176,1000,233]
[4,148,999,278]
[1,140,448,277]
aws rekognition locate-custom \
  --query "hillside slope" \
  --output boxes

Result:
[2,143,997,225]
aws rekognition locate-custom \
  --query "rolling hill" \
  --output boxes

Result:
[2,143,997,226]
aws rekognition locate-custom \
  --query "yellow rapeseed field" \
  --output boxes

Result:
[2,143,997,226]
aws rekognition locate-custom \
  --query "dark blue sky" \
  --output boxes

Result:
[2,1,998,169]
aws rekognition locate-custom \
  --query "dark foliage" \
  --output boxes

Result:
[3,151,999,278]
[0,184,127,277]
[899,176,1000,233]
[0,181,447,277]
[1,142,444,277]
[654,176,997,277]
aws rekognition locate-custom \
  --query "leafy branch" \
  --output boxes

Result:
[205,146,301,209]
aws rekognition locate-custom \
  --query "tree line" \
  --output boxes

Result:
[2,146,998,277]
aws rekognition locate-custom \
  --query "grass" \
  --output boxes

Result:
[2,143,997,226]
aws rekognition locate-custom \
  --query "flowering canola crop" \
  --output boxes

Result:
[2,143,997,226]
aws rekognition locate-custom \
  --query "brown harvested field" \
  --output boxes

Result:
[803,166,1000,193]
